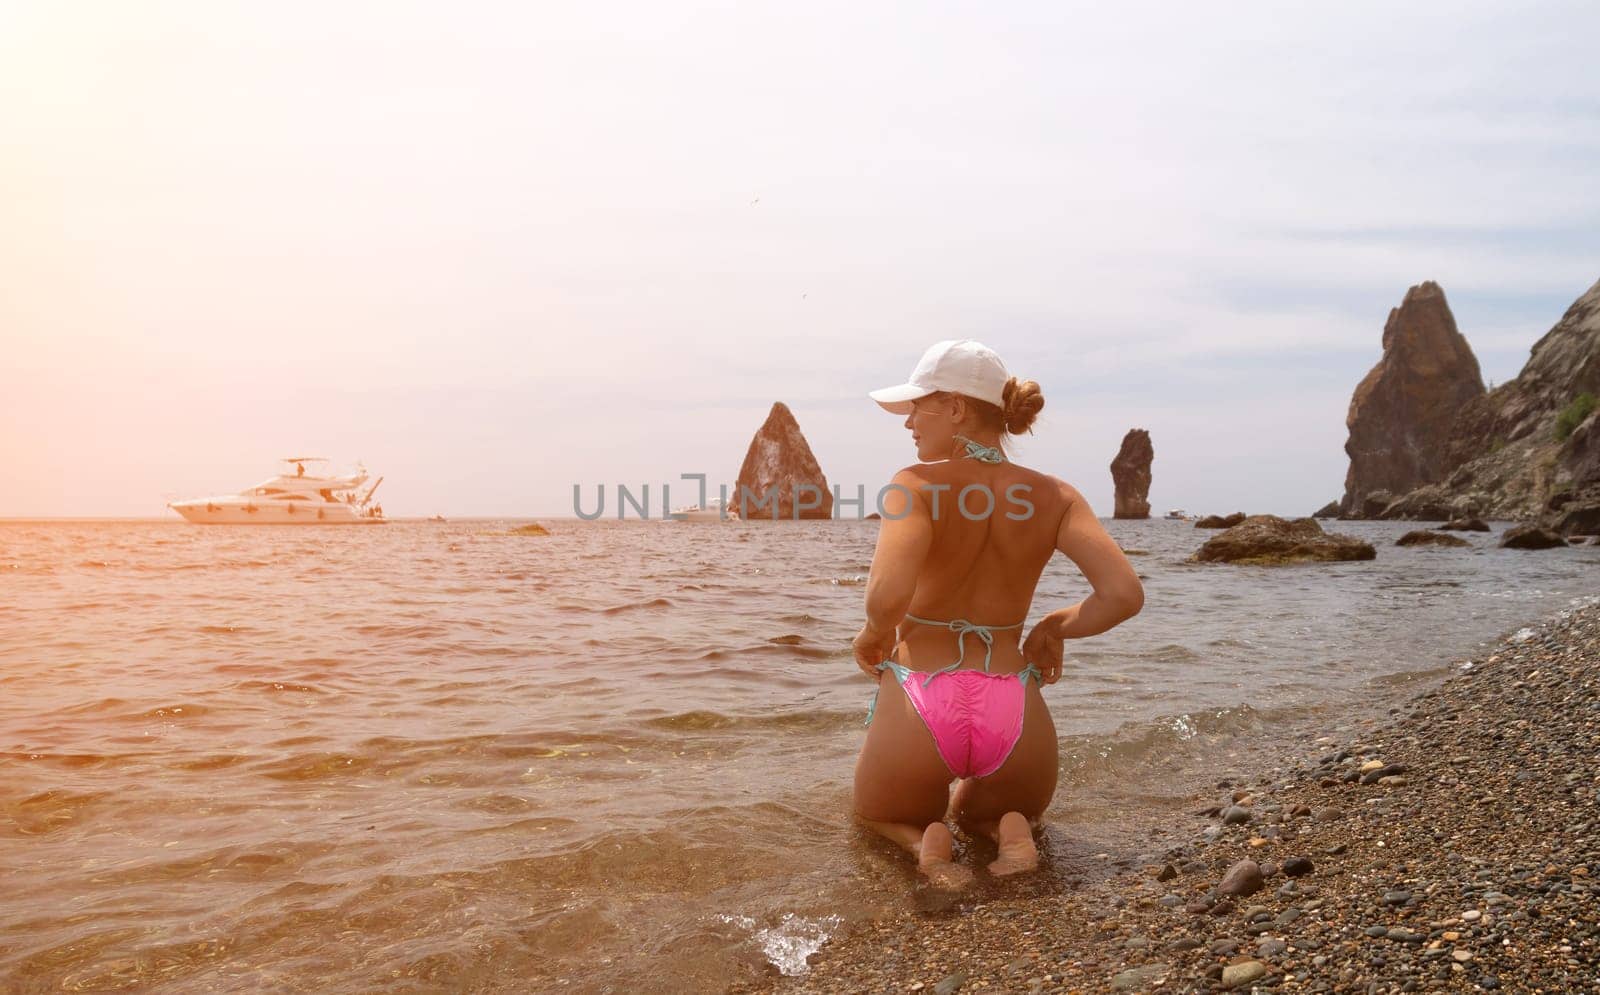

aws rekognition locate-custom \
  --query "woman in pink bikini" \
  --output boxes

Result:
[853,339,1145,883]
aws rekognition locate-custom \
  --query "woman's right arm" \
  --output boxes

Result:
[1041,481,1144,638]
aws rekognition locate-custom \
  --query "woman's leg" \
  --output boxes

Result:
[853,672,963,882]
[951,686,1058,875]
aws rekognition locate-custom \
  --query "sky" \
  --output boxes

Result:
[3,1,1599,519]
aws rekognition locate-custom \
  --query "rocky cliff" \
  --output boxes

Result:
[1363,276,1600,526]
[735,402,833,520]
[1340,282,1486,515]
[1111,429,1153,519]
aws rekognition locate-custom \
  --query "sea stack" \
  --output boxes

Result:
[1354,275,1600,525]
[735,402,833,520]
[1341,282,1486,518]
[1111,429,1153,519]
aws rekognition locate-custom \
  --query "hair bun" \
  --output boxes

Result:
[1001,377,1044,435]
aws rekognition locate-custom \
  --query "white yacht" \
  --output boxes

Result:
[668,498,741,523]
[168,458,387,525]
[1165,508,1189,520]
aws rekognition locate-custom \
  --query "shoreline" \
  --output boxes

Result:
[753,599,1599,993]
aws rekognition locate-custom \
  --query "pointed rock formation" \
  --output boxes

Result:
[1375,276,1600,526]
[735,402,833,520]
[1111,429,1153,519]
[1341,282,1486,517]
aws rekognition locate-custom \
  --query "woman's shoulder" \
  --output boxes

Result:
[1006,466,1080,513]
[890,463,1078,508]
[1025,468,1082,502]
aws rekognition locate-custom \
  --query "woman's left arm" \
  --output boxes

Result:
[861,468,933,626]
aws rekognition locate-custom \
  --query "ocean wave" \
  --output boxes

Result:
[643,708,860,733]
[3,789,113,837]
[233,679,326,694]
[1145,643,1201,663]
[600,597,674,614]
[173,753,251,771]
[255,752,374,781]
[196,624,255,635]
[138,703,210,719]
[58,696,131,716]
[352,622,452,638]
[1058,703,1306,780]
[1366,665,1454,687]
[0,751,143,770]
[695,642,834,662]
[716,912,841,976]
[633,666,815,688]
[453,793,541,815]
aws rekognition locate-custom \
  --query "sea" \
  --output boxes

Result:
[1,517,1595,992]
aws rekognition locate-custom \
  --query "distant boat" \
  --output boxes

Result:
[668,498,741,523]
[428,514,447,523]
[1165,508,1190,520]
[168,458,387,525]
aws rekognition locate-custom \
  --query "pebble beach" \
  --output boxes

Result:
[755,599,1600,994]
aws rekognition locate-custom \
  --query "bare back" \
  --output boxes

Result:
[891,458,1067,677]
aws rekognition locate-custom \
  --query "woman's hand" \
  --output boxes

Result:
[852,622,898,680]
[1023,612,1069,685]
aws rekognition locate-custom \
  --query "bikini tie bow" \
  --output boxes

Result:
[919,618,1001,684]
[897,613,1026,685]
[953,433,1005,463]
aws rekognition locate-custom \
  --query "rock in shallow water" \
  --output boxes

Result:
[1341,281,1485,519]
[1397,529,1471,547]
[1195,512,1247,529]
[1191,515,1376,565]
[1110,429,1154,520]
[735,402,833,520]
[1499,523,1567,549]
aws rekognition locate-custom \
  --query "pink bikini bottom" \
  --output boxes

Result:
[867,661,1040,779]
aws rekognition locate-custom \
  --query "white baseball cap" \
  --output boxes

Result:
[869,339,1010,414]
